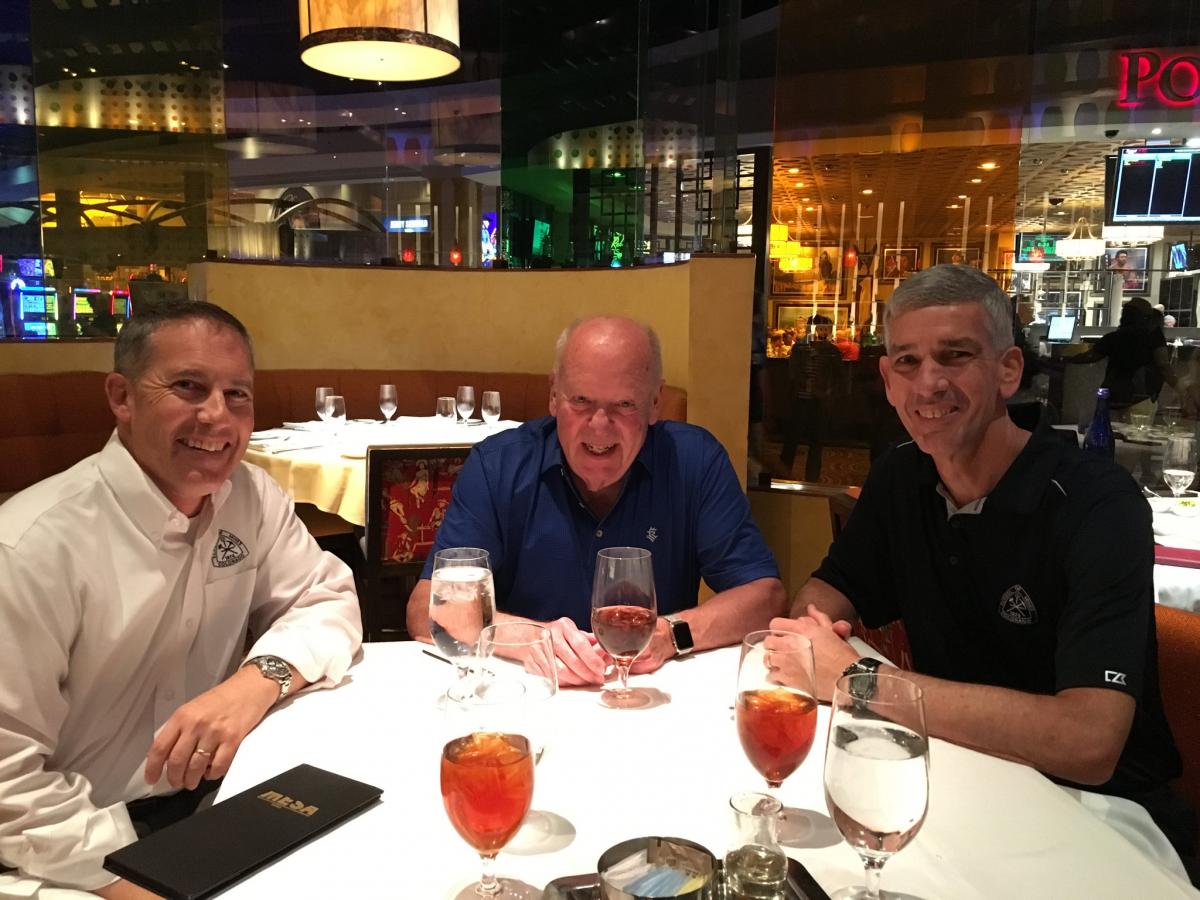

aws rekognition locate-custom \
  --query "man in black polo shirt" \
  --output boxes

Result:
[775,264,1195,881]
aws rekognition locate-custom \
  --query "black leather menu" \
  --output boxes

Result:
[104,763,382,899]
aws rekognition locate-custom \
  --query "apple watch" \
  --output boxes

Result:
[246,655,293,700]
[663,613,695,657]
[841,657,883,701]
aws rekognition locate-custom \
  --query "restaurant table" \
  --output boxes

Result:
[243,417,519,526]
[213,642,1194,899]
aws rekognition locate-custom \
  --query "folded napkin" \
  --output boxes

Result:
[282,421,325,432]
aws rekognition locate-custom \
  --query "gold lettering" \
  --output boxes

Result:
[258,790,283,803]
[299,805,319,817]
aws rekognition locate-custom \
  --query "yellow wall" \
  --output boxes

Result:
[748,488,834,599]
[0,257,755,476]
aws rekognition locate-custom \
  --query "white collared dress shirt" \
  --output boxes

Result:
[0,433,362,892]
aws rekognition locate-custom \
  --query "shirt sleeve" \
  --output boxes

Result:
[811,455,900,628]
[1053,475,1154,698]
[419,448,506,581]
[243,472,363,687]
[0,543,135,891]
[693,439,780,593]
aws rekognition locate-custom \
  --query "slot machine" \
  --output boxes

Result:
[112,289,131,329]
[14,258,60,339]
[72,287,102,335]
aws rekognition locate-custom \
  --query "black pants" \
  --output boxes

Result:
[781,394,828,482]
[126,778,222,838]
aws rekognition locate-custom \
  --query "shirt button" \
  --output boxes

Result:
[949,555,959,566]
[595,529,603,537]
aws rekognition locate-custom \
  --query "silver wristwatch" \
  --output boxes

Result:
[246,655,293,700]
[841,657,883,702]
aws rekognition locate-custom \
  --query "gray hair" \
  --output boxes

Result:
[884,264,1012,353]
[114,297,254,379]
[553,315,663,387]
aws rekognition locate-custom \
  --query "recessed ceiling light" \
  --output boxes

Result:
[978,162,998,170]
[970,178,982,183]
[794,181,803,188]
[806,206,815,211]
[801,197,810,202]
[957,194,967,199]
[1152,127,1163,135]
[861,188,873,195]
[788,167,800,174]
[947,204,960,209]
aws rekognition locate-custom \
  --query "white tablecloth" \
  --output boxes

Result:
[213,643,1194,899]
[243,418,518,526]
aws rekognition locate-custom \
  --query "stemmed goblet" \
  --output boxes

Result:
[735,630,818,837]
[824,673,929,900]
[590,547,656,709]
[315,386,334,425]
[429,548,496,695]
[482,390,502,425]
[457,385,476,423]
[441,680,534,898]
[1162,434,1197,499]
[323,394,347,433]
[379,383,398,423]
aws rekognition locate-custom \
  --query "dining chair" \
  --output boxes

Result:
[827,488,915,671]
[1156,604,1200,822]
[361,444,472,642]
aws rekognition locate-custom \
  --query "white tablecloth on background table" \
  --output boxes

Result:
[243,418,519,526]
[212,643,1194,899]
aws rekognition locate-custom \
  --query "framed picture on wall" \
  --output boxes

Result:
[1104,246,1148,292]
[881,248,920,278]
[934,245,982,267]
[772,301,809,331]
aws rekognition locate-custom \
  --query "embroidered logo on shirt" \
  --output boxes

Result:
[646,527,658,543]
[998,584,1038,625]
[1105,670,1128,686]
[212,529,249,568]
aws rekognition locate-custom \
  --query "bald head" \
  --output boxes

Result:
[553,316,663,392]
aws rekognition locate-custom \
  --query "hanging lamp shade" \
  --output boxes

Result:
[299,0,461,81]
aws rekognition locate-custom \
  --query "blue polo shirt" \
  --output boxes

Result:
[421,416,780,628]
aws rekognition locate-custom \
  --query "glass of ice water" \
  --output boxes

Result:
[481,390,502,425]
[1163,435,1197,499]
[477,622,556,763]
[456,385,476,423]
[323,394,347,433]
[379,384,398,423]
[315,386,334,423]
[429,548,496,693]
[436,396,456,421]
[824,673,928,900]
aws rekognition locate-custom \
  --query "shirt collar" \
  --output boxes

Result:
[96,430,234,543]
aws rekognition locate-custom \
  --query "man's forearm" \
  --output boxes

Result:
[686,577,786,652]
[879,666,1134,786]
[789,576,858,622]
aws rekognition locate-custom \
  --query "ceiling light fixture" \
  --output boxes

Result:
[1055,217,1106,259]
[794,181,803,188]
[861,188,873,195]
[1151,127,1163,136]
[299,0,461,81]
[970,178,982,184]
[978,161,998,170]
[788,167,800,174]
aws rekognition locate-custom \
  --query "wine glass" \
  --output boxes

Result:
[482,390,502,425]
[590,547,656,709]
[430,548,496,692]
[1162,435,1197,499]
[315,386,334,423]
[441,679,534,898]
[457,385,476,423]
[735,630,817,835]
[379,383,398,423]
[436,396,457,421]
[824,673,929,900]
[478,622,557,764]
[323,394,347,433]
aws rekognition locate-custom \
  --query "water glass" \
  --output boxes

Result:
[1162,435,1197,498]
[478,622,557,764]
[726,792,787,900]
[457,385,476,422]
[482,390,502,425]
[315,386,335,422]
[436,396,457,421]
[323,394,347,431]
[430,548,496,688]
[824,673,928,900]
[379,384,398,422]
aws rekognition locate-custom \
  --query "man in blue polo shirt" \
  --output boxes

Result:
[774,265,1195,884]
[406,315,785,685]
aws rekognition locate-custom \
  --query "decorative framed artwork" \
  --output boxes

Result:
[881,248,919,278]
[1103,246,1148,292]
[934,245,982,267]
[772,301,809,331]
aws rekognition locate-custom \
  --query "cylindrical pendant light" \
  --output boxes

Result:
[299,0,461,82]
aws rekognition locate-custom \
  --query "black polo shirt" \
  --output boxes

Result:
[814,425,1181,800]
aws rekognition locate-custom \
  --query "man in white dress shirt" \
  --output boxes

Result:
[0,299,362,897]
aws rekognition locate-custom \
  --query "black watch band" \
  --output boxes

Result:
[841,656,883,701]
[664,614,694,657]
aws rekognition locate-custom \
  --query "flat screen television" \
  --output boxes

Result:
[1170,242,1191,271]
[1016,233,1060,262]
[531,219,550,256]
[1110,145,1200,224]
[1046,313,1077,343]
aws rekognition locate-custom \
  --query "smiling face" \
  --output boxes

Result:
[549,319,662,509]
[105,319,254,515]
[880,304,1022,462]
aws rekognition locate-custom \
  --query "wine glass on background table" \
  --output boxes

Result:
[315,386,334,425]
[430,548,496,694]
[1162,435,1197,499]
[482,390,502,425]
[590,547,657,709]
[457,385,476,423]
[824,673,929,900]
[379,383,398,423]
[735,629,818,839]
[323,394,347,433]
[437,396,457,422]
[441,680,535,898]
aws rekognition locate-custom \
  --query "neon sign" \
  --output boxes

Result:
[1117,50,1200,108]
